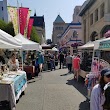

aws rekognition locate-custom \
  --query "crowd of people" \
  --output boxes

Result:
[35,51,81,82]
[0,49,110,110]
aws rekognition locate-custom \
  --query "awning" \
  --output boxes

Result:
[14,33,40,50]
[0,29,22,49]
[94,37,110,50]
[78,41,94,49]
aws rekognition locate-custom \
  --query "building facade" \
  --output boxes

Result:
[73,6,82,23]
[79,0,110,43]
[0,0,8,22]
[52,15,68,45]
[59,6,83,54]
[31,14,46,44]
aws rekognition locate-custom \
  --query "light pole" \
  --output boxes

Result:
[73,31,78,53]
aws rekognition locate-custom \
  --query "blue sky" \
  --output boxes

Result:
[8,0,86,39]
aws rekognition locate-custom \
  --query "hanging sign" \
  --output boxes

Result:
[99,40,110,49]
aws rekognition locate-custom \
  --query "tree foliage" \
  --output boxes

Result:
[0,20,15,36]
[0,19,6,30]
[4,22,15,36]
[0,20,40,42]
[30,26,40,43]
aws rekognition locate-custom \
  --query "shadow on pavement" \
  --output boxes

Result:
[66,76,90,110]
[79,99,90,110]
[60,72,72,76]
[27,80,36,84]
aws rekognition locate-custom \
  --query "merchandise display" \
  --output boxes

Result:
[85,58,110,99]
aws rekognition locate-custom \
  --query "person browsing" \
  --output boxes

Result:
[8,53,19,71]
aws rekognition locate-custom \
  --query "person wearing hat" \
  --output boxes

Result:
[90,68,110,110]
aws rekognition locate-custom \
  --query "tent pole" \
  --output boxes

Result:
[20,49,23,70]
[91,49,95,72]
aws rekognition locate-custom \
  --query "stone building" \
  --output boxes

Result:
[31,13,46,44]
[59,6,83,54]
[0,0,8,22]
[52,15,68,45]
[79,0,110,43]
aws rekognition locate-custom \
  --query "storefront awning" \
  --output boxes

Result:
[78,41,94,49]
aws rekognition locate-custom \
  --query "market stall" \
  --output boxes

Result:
[0,30,27,109]
[85,37,110,99]
[14,33,40,77]
[0,71,27,110]
[78,41,94,78]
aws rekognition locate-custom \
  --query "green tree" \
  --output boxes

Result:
[4,22,15,36]
[0,19,6,30]
[30,27,40,43]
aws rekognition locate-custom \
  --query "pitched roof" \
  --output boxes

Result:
[54,15,65,23]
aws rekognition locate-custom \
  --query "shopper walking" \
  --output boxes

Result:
[73,54,80,81]
[90,69,110,110]
[37,51,44,73]
[66,53,72,73]
[50,53,55,71]
[58,52,64,69]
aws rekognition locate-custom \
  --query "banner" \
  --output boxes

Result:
[7,6,18,35]
[24,10,31,37]
[19,7,29,35]
[27,18,34,39]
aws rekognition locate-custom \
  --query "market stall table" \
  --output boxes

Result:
[23,66,35,78]
[0,70,27,110]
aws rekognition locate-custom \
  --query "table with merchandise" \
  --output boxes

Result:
[0,70,27,110]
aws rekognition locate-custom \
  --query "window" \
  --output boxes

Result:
[55,27,63,30]
[2,7,3,11]
[100,3,104,18]
[90,13,93,25]
[95,9,98,22]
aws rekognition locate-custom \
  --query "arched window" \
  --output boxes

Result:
[90,31,98,41]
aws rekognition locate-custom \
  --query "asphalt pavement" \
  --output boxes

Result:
[16,68,90,110]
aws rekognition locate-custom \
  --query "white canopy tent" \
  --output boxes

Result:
[0,39,22,49]
[0,29,22,49]
[78,41,94,49]
[52,47,59,51]
[14,33,40,50]
[41,43,50,47]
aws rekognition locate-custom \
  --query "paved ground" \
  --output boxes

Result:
[16,68,90,110]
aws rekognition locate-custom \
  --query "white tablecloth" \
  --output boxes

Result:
[0,70,27,110]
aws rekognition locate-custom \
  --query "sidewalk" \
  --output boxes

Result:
[16,68,90,110]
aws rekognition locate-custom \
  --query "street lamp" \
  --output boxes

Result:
[73,31,78,53]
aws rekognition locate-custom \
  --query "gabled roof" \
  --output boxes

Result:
[54,15,65,23]
[61,22,81,38]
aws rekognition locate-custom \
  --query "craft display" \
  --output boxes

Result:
[85,57,110,99]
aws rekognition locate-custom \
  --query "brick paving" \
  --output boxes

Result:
[16,68,90,110]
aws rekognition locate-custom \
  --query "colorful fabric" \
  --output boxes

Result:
[27,18,34,39]
[19,7,29,35]
[24,10,31,37]
[73,57,80,70]
[7,6,18,35]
